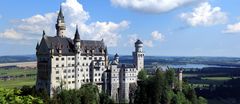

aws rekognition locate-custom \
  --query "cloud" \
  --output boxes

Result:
[111,0,201,13]
[0,15,2,19]
[143,40,153,47]
[223,22,240,33]
[126,30,165,48]
[125,34,138,47]
[0,29,23,40]
[180,2,227,27]
[0,0,129,47]
[151,31,164,41]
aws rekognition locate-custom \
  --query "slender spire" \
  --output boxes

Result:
[57,5,64,21]
[42,30,45,37]
[74,25,80,42]
[56,5,66,37]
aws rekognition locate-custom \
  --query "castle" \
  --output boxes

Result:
[35,7,144,103]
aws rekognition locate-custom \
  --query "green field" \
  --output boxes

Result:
[0,68,37,88]
[0,68,36,76]
[0,77,36,88]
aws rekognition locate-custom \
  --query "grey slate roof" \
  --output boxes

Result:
[135,39,143,44]
[38,35,107,56]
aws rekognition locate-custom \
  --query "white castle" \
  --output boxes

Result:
[35,7,144,103]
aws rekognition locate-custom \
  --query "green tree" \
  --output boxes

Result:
[138,69,147,80]
[0,88,43,104]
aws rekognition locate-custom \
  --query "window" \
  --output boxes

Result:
[62,64,64,67]
[68,70,71,73]
[72,64,74,67]
[56,58,59,61]
[83,57,86,60]
[64,70,66,73]
[64,76,66,78]
[89,57,92,60]
[95,73,97,76]
[72,81,75,83]
[68,57,70,60]
[68,81,71,84]
[94,57,97,60]
[82,63,85,66]
[68,76,71,78]
[98,73,100,76]
[61,58,64,60]
[72,58,75,60]
[72,69,74,72]
[81,69,83,72]
[86,68,88,71]
[56,71,59,74]
[56,77,59,80]
[56,65,59,67]
[72,75,75,78]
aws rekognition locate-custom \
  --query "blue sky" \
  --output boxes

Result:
[0,0,240,57]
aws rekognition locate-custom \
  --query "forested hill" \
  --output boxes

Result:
[0,55,36,63]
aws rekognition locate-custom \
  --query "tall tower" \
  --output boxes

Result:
[74,25,81,89]
[56,6,66,37]
[133,39,144,73]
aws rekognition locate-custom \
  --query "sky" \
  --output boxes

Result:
[0,0,240,57]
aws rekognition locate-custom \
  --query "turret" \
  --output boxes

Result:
[114,53,119,64]
[132,39,144,73]
[55,6,66,37]
[73,25,81,89]
[135,39,143,52]
[74,25,81,53]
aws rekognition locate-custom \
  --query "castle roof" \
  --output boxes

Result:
[135,39,143,44]
[38,35,107,56]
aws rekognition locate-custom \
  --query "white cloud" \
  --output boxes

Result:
[180,2,227,27]
[126,30,165,48]
[111,0,200,13]
[0,0,129,47]
[151,31,164,41]
[0,29,23,40]
[143,40,153,47]
[223,22,240,33]
[125,34,138,47]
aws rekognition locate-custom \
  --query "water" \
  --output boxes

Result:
[155,64,239,70]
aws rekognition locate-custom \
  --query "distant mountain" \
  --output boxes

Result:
[0,54,36,63]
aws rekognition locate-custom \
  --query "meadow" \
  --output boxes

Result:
[0,68,37,88]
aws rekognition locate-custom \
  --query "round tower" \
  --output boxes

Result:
[133,39,144,73]
[55,6,66,37]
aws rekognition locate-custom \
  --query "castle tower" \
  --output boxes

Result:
[56,6,66,37]
[132,39,144,73]
[114,53,119,64]
[178,68,183,91]
[74,25,81,89]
